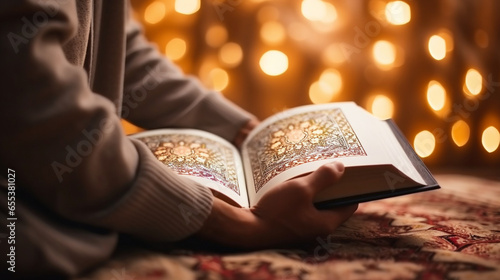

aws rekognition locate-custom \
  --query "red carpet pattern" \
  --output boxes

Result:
[78,174,500,280]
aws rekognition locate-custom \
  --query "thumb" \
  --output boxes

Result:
[305,162,345,194]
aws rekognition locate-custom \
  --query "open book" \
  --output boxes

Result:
[132,102,439,208]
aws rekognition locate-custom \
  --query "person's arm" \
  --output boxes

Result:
[121,11,256,142]
[0,1,355,248]
[0,1,212,242]
[197,162,358,248]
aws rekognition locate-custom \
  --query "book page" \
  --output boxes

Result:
[241,102,424,206]
[376,120,427,187]
[132,129,249,208]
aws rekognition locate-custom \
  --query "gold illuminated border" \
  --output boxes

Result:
[137,134,240,195]
[247,108,366,193]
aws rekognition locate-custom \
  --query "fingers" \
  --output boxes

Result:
[303,162,345,193]
[233,118,260,148]
[250,161,352,245]
[315,203,358,233]
[319,203,358,220]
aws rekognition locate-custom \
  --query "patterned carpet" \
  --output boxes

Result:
[77,174,500,280]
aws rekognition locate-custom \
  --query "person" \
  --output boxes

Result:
[0,1,357,278]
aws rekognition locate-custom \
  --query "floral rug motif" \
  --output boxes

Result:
[78,174,500,280]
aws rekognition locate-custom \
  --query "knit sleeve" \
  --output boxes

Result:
[86,139,214,241]
[0,0,212,242]
[121,12,255,142]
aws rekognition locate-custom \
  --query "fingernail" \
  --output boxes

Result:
[331,161,344,172]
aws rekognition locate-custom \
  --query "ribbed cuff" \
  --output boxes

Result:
[88,139,213,242]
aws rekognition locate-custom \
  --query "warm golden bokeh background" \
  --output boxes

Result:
[127,0,500,169]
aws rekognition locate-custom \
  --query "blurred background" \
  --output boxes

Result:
[126,0,500,171]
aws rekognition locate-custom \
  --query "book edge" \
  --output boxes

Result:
[314,119,440,208]
[384,119,439,186]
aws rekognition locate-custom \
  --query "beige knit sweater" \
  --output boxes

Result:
[0,0,252,277]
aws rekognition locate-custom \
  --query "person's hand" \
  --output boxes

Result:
[233,118,260,148]
[197,162,357,248]
[250,161,357,246]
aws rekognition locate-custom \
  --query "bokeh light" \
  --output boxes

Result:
[144,1,166,24]
[414,130,436,158]
[321,2,338,24]
[165,38,187,61]
[208,68,229,92]
[385,1,411,25]
[428,35,446,60]
[259,50,289,76]
[198,58,218,88]
[301,0,337,24]
[309,81,333,104]
[451,120,470,147]
[370,94,394,120]
[320,69,342,94]
[175,0,200,15]
[482,126,500,153]
[373,40,396,68]
[464,68,483,96]
[309,69,342,104]
[440,29,454,52]
[260,21,286,45]
[322,44,347,65]
[426,80,447,111]
[205,25,228,48]
[301,0,326,21]
[219,42,243,68]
